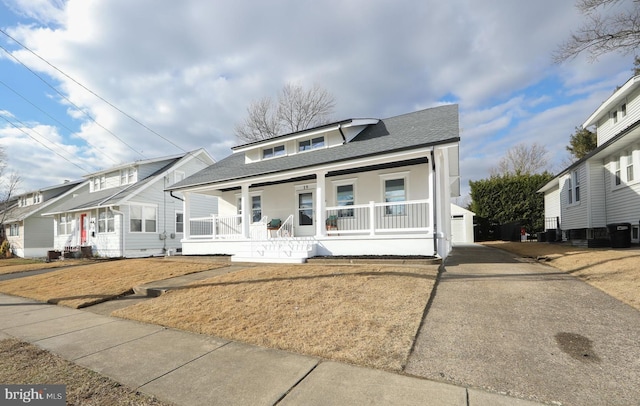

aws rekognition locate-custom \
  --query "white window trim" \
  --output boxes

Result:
[631,225,639,243]
[235,191,263,222]
[175,210,184,234]
[380,172,409,216]
[611,150,639,190]
[567,170,580,206]
[129,204,158,233]
[262,145,286,160]
[379,172,410,202]
[97,208,115,234]
[331,178,358,206]
[298,136,326,153]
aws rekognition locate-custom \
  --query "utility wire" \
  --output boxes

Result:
[1,111,99,172]
[0,114,92,173]
[1,28,187,153]
[0,41,146,160]
[0,78,120,165]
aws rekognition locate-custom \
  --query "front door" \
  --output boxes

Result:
[80,214,87,245]
[296,190,315,236]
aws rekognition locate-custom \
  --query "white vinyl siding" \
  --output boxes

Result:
[605,152,640,224]
[561,165,589,230]
[596,87,640,145]
[543,184,561,223]
[586,160,606,228]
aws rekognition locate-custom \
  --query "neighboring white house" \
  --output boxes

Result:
[539,75,640,247]
[451,203,475,244]
[2,180,84,258]
[43,149,215,258]
[168,105,461,263]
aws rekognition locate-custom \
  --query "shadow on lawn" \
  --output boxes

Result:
[164,270,437,292]
[46,289,133,309]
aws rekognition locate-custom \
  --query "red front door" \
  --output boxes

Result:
[80,214,87,245]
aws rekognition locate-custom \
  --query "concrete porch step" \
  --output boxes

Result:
[230,240,317,264]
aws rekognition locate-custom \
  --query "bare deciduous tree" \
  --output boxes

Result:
[0,147,21,239]
[554,0,640,62]
[235,83,335,143]
[490,142,551,176]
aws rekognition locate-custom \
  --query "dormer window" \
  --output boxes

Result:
[299,136,325,152]
[120,168,136,185]
[611,101,627,124]
[263,145,285,159]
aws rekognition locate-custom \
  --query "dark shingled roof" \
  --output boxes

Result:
[170,104,459,190]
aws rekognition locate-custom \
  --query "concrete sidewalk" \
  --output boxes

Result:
[0,292,543,405]
[405,244,640,406]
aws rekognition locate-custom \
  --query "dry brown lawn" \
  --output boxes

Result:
[113,263,439,371]
[0,258,91,275]
[483,241,640,311]
[0,257,227,308]
[0,338,171,406]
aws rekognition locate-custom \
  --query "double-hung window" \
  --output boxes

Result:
[98,208,115,233]
[384,178,406,215]
[567,171,580,204]
[175,211,184,233]
[613,158,622,186]
[236,195,262,222]
[57,215,71,235]
[130,205,157,233]
[336,184,354,217]
[251,195,262,222]
[626,151,634,183]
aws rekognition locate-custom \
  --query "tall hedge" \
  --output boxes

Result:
[469,172,554,233]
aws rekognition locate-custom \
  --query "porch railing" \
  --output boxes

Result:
[325,200,430,235]
[277,215,294,238]
[190,214,243,239]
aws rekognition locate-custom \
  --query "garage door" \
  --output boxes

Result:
[451,215,466,244]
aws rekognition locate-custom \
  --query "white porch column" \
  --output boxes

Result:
[316,170,327,237]
[183,192,191,240]
[241,183,250,238]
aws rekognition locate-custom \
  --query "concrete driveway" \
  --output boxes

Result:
[405,244,640,405]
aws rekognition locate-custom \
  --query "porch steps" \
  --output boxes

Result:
[231,238,317,264]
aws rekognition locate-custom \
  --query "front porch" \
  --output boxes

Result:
[182,200,434,263]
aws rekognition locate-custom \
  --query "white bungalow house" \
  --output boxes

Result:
[539,75,640,246]
[2,180,84,258]
[168,105,461,263]
[43,149,215,258]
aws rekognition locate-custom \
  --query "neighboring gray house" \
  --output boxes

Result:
[168,105,461,263]
[44,149,215,258]
[539,75,640,246]
[3,180,84,258]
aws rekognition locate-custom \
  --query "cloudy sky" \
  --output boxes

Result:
[0,0,635,201]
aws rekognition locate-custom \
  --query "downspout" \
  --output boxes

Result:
[170,191,184,201]
[430,149,438,257]
[338,124,346,143]
[110,207,125,258]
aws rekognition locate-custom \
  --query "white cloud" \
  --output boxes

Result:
[1,0,638,193]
